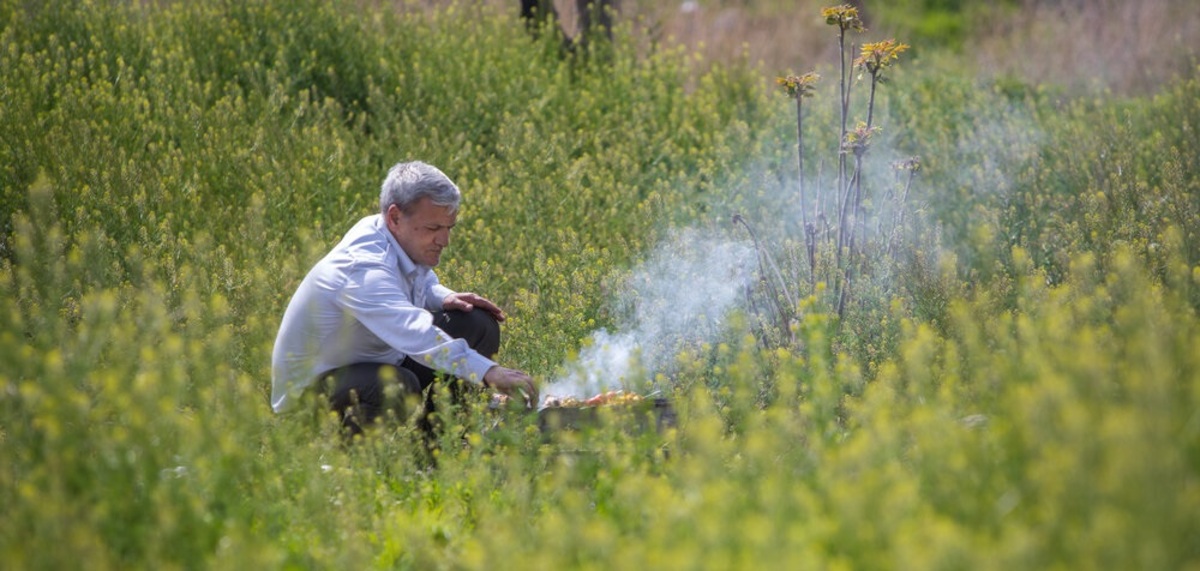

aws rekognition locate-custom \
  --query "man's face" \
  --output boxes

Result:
[386,197,457,267]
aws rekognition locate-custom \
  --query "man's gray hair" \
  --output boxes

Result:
[379,161,461,215]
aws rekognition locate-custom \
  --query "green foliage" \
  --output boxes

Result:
[884,65,1200,297]
[1,0,1199,568]
[872,0,1016,50]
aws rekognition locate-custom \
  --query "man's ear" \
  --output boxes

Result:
[386,204,404,228]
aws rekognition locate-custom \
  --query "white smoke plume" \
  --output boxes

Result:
[541,227,756,402]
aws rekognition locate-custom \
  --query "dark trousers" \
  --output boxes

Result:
[325,309,500,437]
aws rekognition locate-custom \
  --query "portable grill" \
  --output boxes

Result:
[536,396,676,434]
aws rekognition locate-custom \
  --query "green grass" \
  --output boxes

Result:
[2,0,1198,568]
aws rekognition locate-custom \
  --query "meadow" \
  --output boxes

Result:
[1,0,1198,568]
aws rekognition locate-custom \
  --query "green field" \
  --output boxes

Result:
[2,0,1198,568]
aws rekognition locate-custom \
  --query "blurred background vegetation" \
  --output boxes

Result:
[521,0,1198,94]
[1,0,1197,568]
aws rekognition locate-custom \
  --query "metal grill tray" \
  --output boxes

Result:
[536,397,676,433]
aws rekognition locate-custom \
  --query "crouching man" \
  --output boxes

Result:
[270,160,537,437]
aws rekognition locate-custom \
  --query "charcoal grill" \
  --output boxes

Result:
[536,397,676,434]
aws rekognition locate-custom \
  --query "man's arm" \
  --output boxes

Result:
[343,264,496,385]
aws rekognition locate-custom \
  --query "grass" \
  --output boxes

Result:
[1,0,1199,568]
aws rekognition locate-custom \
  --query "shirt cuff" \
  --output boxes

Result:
[463,351,497,386]
[430,284,455,311]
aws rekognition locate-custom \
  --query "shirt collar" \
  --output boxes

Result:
[372,214,425,278]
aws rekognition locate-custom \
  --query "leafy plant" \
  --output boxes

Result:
[741,4,915,351]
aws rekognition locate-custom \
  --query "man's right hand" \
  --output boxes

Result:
[484,366,538,407]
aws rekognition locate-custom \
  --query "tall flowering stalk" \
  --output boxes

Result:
[846,40,908,248]
[855,39,909,129]
[822,4,865,143]
[823,5,864,204]
[821,4,869,315]
[778,72,821,279]
[741,4,913,344]
[839,40,911,317]
[837,120,881,315]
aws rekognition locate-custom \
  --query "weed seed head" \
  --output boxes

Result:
[893,156,922,172]
[842,121,881,155]
[822,5,865,33]
[777,72,821,99]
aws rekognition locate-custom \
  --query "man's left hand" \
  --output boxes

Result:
[443,292,506,322]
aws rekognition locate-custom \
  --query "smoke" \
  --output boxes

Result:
[538,61,1053,405]
[541,227,755,402]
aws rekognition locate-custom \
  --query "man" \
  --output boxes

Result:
[271,161,537,436]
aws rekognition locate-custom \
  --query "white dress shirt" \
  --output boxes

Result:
[270,214,496,412]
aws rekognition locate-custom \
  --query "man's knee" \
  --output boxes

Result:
[469,310,501,356]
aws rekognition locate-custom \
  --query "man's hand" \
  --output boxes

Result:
[484,366,538,407]
[443,292,506,322]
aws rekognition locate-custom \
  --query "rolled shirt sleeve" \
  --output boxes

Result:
[426,273,455,312]
[341,262,495,385]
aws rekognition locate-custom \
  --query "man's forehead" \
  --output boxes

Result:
[405,197,457,219]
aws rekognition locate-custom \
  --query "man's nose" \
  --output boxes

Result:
[435,228,450,246]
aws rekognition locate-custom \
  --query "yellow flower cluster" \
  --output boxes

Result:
[776,72,821,99]
[854,39,911,76]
